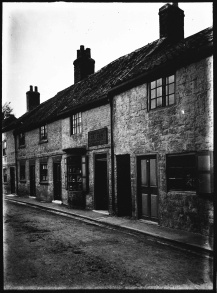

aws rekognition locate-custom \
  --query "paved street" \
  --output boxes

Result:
[3,200,213,290]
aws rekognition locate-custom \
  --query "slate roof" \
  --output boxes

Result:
[8,26,213,134]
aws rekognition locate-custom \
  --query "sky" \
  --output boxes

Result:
[2,2,213,118]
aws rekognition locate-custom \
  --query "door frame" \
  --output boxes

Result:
[136,153,159,221]
[53,162,62,201]
[94,152,109,210]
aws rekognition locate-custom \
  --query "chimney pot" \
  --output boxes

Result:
[30,85,33,91]
[35,86,38,92]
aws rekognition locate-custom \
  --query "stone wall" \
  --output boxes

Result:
[62,104,111,211]
[2,131,16,195]
[113,56,213,236]
[16,119,63,201]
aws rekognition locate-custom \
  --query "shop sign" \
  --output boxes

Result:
[88,128,108,147]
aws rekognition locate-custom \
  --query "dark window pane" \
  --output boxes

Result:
[198,155,210,171]
[198,174,211,193]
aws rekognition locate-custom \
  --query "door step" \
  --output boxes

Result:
[92,210,109,215]
[52,200,62,204]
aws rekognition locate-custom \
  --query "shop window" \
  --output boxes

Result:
[167,151,213,195]
[40,163,48,182]
[3,140,6,156]
[19,132,25,146]
[67,155,88,191]
[3,168,7,183]
[71,112,82,135]
[148,74,175,110]
[20,163,26,181]
[40,125,47,141]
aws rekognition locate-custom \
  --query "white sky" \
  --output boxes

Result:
[2,2,213,118]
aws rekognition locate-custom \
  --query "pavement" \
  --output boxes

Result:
[4,194,214,257]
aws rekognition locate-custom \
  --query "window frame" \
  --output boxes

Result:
[166,152,196,192]
[40,163,48,182]
[40,125,48,141]
[19,132,25,147]
[148,74,175,111]
[71,112,82,135]
[166,151,214,195]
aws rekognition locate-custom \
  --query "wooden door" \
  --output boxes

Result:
[10,167,15,194]
[53,163,62,200]
[138,155,158,221]
[94,154,108,210]
[116,154,132,216]
[30,165,36,197]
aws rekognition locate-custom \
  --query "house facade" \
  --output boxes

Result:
[2,3,213,237]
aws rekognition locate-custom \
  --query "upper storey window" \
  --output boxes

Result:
[19,132,25,147]
[40,125,48,141]
[71,112,82,135]
[148,75,175,110]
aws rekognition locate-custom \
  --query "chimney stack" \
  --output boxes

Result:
[73,45,95,84]
[26,85,40,112]
[159,3,184,43]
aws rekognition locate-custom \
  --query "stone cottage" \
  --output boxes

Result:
[2,3,213,237]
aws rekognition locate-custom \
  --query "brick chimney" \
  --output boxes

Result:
[159,3,184,42]
[73,45,95,83]
[26,85,40,112]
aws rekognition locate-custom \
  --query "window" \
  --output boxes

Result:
[167,151,213,195]
[40,125,47,141]
[167,153,196,191]
[148,75,175,110]
[19,132,25,146]
[40,163,48,182]
[3,141,6,156]
[20,163,26,181]
[71,112,82,135]
[66,155,88,192]
[3,169,7,183]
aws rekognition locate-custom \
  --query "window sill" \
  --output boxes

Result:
[19,145,26,149]
[20,180,26,183]
[167,190,196,196]
[40,181,49,185]
[149,103,176,112]
[3,182,8,185]
[39,139,48,144]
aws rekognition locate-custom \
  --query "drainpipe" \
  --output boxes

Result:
[109,94,115,215]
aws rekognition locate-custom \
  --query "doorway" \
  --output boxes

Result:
[10,167,15,194]
[29,165,36,197]
[137,155,158,221]
[53,163,62,201]
[94,154,108,210]
[116,154,132,216]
